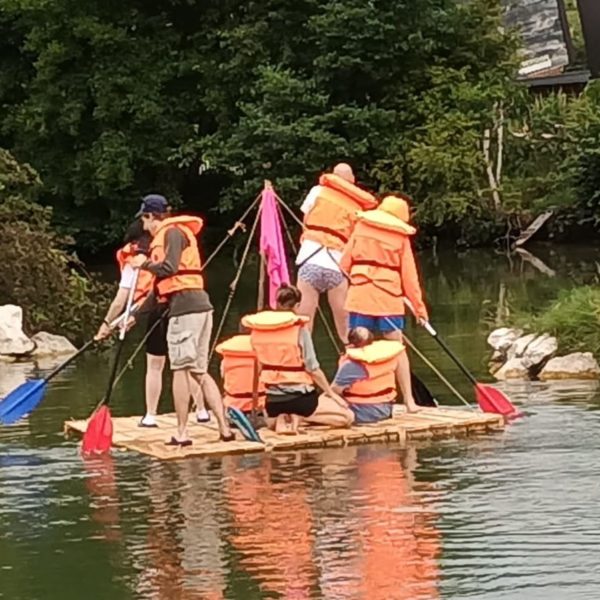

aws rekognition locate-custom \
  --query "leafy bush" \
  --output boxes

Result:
[516,286,600,356]
[0,148,111,343]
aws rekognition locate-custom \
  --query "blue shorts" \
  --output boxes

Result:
[349,402,393,424]
[348,313,405,334]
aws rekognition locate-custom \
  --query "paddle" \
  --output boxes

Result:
[403,298,520,417]
[0,339,96,425]
[82,269,140,454]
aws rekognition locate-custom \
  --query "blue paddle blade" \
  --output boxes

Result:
[0,380,47,425]
[227,407,262,443]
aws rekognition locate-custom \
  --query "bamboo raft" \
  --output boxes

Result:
[64,406,505,461]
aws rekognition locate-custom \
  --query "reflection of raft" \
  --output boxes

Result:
[64,406,504,461]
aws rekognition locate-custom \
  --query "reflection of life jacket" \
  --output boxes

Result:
[341,340,403,404]
[215,335,266,412]
[343,197,422,316]
[116,242,155,305]
[149,216,204,299]
[301,173,378,252]
[241,311,313,387]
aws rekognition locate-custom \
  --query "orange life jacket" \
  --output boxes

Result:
[215,335,266,412]
[149,216,204,299]
[116,242,155,305]
[301,173,378,252]
[241,311,313,388]
[342,207,421,317]
[341,340,403,404]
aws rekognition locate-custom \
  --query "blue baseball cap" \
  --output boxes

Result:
[135,194,168,217]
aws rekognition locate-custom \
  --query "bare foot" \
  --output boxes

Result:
[405,401,423,414]
[274,414,289,435]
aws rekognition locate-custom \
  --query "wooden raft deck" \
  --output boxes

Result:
[64,406,505,461]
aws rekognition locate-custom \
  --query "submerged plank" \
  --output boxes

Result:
[64,407,504,461]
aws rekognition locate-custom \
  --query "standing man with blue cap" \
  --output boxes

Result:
[128,195,234,446]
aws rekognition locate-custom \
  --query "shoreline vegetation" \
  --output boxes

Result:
[0,1,599,341]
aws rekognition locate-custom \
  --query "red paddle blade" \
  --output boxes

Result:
[475,383,520,417]
[81,406,113,455]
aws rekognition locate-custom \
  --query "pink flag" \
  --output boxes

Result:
[259,184,290,308]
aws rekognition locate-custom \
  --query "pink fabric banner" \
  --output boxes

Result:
[259,184,290,308]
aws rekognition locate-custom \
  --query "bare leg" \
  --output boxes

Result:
[327,278,349,344]
[189,372,232,437]
[172,369,192,440]
[296,276,320,333]
[384,330,420,413]
[302,394,354,428]
[190,377,206,411]
[145,354,166,417]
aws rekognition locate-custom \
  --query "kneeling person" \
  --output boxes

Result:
[215,333,266,417]
[242,284,353,434]
[332,327,404,424]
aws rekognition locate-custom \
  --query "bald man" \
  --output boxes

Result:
[296,163,370,344]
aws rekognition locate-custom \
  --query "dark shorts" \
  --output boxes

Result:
[265,390,319,418]
[348,313,405,334]
[298,263,345,293]
[145,308,168,357]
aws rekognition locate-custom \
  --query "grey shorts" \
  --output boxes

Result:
[298,263,345,293]
[167,311,213,373]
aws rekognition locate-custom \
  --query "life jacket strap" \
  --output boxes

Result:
[224,390,267,399]
[261,364,306,372]
[344,386,396,399]
[304,224,349,244]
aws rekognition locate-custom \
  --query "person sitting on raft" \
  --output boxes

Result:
[331,327,405,424]
[242,284,354,435]
[295,163,378,344]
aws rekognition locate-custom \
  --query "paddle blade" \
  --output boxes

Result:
[476,383,520,417]
[0,380,47,424]
[227,407,262,443]
[81,406,113,455]
[411,372,438,407]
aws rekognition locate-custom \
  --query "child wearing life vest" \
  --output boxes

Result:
[339,195,430,413]
[331,327,404,424]
[242,285,353,435]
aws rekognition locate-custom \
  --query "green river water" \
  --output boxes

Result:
[1,244,600,599]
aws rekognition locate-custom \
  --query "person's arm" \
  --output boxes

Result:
[339,232,355,276]
[136,229,187,278]
[298,328,347,405]
[94,265,136,339]
[331,361,369,396]
[400,238,429,321]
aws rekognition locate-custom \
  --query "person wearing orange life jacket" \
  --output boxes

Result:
[296,163,378,344]
[215,332,266,415]
[340,194,430,413]
[242,284,353,435]
[128,195,234,446]
[331,327,404,424]
[95,217,210,428]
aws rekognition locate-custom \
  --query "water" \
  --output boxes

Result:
[1,244,600,599]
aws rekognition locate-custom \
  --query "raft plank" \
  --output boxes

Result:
[64,408,503,461]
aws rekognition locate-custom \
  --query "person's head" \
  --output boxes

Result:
[275,284,302,312]
[379,194,410,222]
[347,326,373,348]
[333,162,355,184]
[136,194,169,235]
[123,219,151,254]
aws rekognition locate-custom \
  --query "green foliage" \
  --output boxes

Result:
[516,286,600,356]
[0,0,598,249]
[0,148,110,342]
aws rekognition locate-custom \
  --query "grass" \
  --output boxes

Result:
[516,286,600,356]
